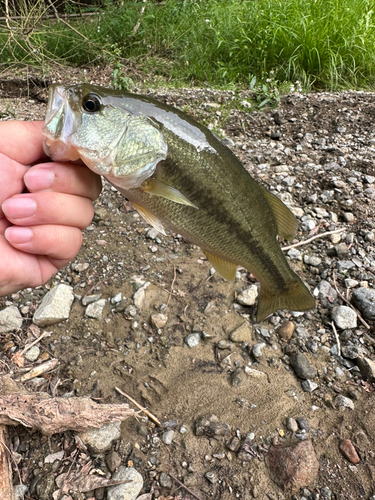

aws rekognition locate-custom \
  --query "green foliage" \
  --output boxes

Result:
[1,0,375,90]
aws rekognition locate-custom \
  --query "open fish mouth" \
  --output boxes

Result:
[42,85,81,162]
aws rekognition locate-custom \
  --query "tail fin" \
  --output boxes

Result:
[256,278,315,322]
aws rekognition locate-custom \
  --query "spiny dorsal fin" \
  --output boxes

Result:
[141,179,198,209]
[261,188,297,241]
[203,251,237,282]
[131,201,167,235]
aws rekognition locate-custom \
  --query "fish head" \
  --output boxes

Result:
[42,84,168,189]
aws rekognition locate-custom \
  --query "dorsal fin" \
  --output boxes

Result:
[261,188,297,241]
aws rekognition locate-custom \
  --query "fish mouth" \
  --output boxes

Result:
[42,85,81,162]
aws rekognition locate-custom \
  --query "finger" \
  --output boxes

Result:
[24,162,102,201]
[0,154,28,209]
[2,192,95,230]
[4,224,83,267]
[0,121,46,165]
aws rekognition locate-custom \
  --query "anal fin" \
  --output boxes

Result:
[203,251,237,282]
[261,188,297,241]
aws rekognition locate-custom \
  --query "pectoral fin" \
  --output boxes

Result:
[141,179,198,209]
[203,251,237,282]
[131,201,166,235]
[261,188,297,240]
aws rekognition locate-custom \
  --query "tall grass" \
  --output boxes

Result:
[1,0,375,89]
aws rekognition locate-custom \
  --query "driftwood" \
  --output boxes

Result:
[0,393,135,435]
[0,425,13,500]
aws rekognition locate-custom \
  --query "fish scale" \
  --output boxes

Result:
[42,83,315,321]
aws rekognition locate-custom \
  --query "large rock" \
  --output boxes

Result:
[356,357,375,382]
[352,287,375,320]
[289,353,316,380]
[33,284,74,326]
[267,440,319,493]
[331,306,357,329]
[0,305,23,333]
[78,422,121,454]
[107,466,143,500]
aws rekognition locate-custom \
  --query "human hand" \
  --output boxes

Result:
[0,120,102,296]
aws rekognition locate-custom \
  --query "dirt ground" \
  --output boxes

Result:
[0,68,374,500]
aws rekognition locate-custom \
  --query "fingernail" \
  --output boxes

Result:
[2,197,37,219]
[24,168,55,191]
[5,226,33,243]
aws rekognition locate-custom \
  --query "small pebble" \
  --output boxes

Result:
[24,345,40,362]
[277,320,295,340]
[184,333,200,348]
[162,430,175,445]
[339,439,360,464]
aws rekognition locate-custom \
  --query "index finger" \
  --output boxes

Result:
[0,121,47,165]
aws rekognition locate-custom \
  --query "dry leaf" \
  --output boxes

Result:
[11,352,24,367]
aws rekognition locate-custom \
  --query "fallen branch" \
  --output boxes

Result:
[115,387,161,427]
[282,228,345,251]
[0,393,135,435]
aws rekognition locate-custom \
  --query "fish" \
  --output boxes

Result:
[42,83,315,321]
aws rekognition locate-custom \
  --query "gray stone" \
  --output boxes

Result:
[184,333,200,348]
[106,450,122,472]
[252,342,266,358]
[335,243,350,259]
[285,417,298,432]
[287,248,302,261]
[331,306,357,329]
[236,285,258,306]
[335,395,355,410]
[78,422,121,453]
[356,357,375,382]
[0,305,23,333]
[14,485,28,500]
[303,254,322,266]
[162,430,175,445]
[345,278,359,288]
[321,487,332,499]
[336,260,356,272]
[82,293,102,306]
[352,287,375,320]
[159,472,172,488]
[146,228,160,239]
[24,345,40,362]
[33,284,74,326]
[301,379,318,392]
[133,282,150,309]
[315,280,337,304]
[341,345,367,359]
[289,353,316,380]
[85,298,107,319]
[107,466,143,500]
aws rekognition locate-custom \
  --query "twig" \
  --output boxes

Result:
[0,425,13,500]
[168,473,203,500]
[331,273,370,330]
[131,0,146,36]
[166,265,177,309]
[18,358,59,382]
[331,321,341,357]
[282,228,346,251]
[19,331,51,356]
[0,12,101,21]
[46,0,91,43]
[115,387,161,427]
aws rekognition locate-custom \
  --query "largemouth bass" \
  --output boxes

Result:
[42,84,315,321]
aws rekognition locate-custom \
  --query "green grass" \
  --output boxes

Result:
[1,0,375,90]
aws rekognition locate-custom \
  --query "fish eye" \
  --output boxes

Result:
[82,93,102,113]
